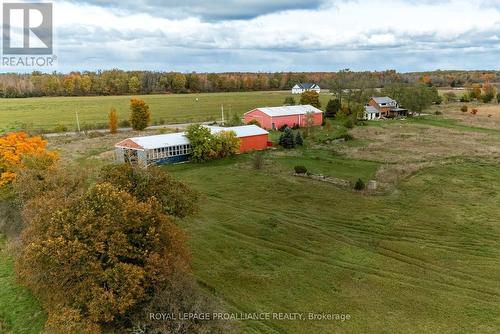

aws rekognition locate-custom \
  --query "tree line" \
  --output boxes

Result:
[0,69,498,98]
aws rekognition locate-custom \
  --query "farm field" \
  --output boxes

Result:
[1,104,500,333]
[160,116,500,333]
[0,91,331,132]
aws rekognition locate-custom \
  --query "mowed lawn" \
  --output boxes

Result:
[166,154,500,333]
[0,91,331,131]
[0,236,46,334]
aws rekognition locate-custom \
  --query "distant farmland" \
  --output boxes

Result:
[0,91,331,132]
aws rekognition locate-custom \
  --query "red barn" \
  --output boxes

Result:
[207,125,269,153]
[244,105,323,130]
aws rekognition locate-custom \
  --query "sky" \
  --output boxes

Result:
[1,0,499,73]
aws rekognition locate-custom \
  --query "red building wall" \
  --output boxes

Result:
[244,109,323,130]
[244,109,271,129]
[368,99,390,116]
[239,134,268,153]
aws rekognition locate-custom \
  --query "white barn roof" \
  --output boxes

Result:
[119,132,190,150]
[249,105,323,117]
[115,125,268,150]
[207,125,268,137]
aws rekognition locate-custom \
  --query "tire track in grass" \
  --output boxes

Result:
[209,222,500,307]
[206,196,500,296]
[209,218,500,304]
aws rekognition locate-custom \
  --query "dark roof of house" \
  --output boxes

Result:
[372,96,396,105]
[296,83,319,89]
[365,106,379,114]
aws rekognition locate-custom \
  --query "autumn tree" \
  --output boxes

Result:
[481,83,496,103]
[0,132,58,187]
[128,76,142,94]
[300,90,321,109]
[171,73,187,93]
[16,182,190,333]
[185,124,240,162]
[129,98,150,130]
[97,164,199,218]
[108,107,118,133]
[468,83,482,99]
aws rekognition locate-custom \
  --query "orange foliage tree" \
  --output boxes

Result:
[0,132,57,186]
[108,107,118,133]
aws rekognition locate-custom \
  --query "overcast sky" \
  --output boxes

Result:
[3,0,500,72]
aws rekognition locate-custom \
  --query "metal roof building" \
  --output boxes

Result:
[244,105,324,130]
[115,125,269,167]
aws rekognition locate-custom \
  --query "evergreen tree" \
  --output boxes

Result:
[325,99,341,118]
[280,128,295,149]
[295,131,303,146]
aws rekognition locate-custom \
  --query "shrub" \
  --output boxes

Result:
[278,124,289,132]
[460,105,468,113]
[283,96,295,106]
[481,93,494,103]
[129,98,151,131]
[53,124,68,133]
[119,119,131,128]
[247,119,261,127]
[497,93,500,103]
[340,133,354,141]
[344,118,354,129]
[434,111,442,115]
[251,151,265,170]
[295,131,304,146]
[460,94,471,102]
[294,166,307,174]
[471,108,478,115]
[354,178,365,191]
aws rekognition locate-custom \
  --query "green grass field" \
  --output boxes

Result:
[164,149,500,333]
[0,91,331,132]
[0,236,46,334]
[1,96,500,333]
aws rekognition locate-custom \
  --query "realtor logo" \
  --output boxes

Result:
[2,3,53,55]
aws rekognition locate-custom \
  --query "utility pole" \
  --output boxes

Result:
[75,111,81,133]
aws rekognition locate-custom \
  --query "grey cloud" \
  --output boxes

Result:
[63,0,328,20]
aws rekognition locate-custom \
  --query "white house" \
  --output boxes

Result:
[291,83,321,94]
